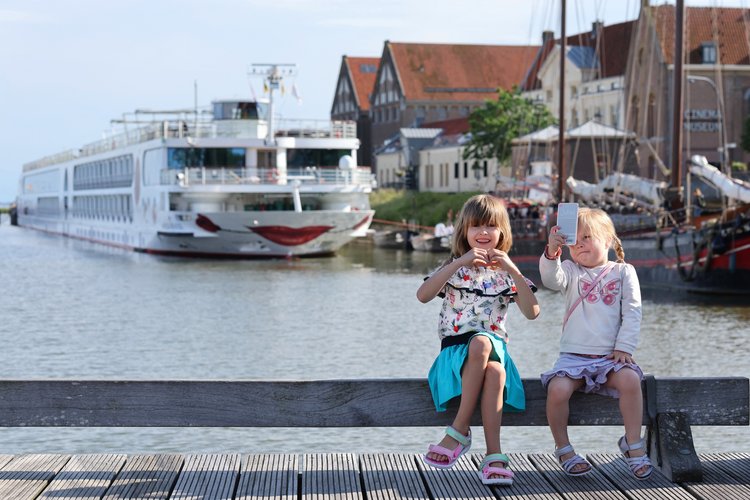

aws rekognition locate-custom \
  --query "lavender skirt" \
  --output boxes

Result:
[540,353,644,398]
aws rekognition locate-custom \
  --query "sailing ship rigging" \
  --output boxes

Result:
[511,0,750,295]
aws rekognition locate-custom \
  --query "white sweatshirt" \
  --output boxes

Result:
[539,254,642,355]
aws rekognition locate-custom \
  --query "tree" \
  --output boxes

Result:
[464,88,555,165]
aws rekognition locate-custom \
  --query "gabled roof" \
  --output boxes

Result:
[385,42,539,102]
[512,125,559,144]
[521,20,635,90]
[401,128,443,139]
[512,121,634,143]
[567,120,635,138]
[651,5,750,65]
[344,56,380,111]
[421,117,470,135]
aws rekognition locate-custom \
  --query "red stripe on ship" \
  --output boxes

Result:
[248,225,333,246]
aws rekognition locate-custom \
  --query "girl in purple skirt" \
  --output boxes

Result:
[539,208,652,480]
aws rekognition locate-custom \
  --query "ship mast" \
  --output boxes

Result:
[250,64,297,145]
[557,0,567,202]
[670,0,685,197]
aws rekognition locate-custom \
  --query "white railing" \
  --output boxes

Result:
[161,166,373,187]
[26,119,359,170]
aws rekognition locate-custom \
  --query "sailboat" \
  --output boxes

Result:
[511,0,750,295]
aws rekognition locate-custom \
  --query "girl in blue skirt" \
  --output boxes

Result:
[417,194,539,486]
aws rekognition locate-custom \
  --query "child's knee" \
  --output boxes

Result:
[484,362,505,383]
[467,336,492,359]
[546,379,575,403]
[613,369,643,394]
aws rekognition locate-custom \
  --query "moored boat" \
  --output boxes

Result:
[16,65,375,258]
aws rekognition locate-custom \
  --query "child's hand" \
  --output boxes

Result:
[459,247,490,268]
[607,350,634,364]
[487,249,520,275]
[548,226,566,254]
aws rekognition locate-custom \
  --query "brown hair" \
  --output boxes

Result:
[451,194,512,258]
[577,207,625,263]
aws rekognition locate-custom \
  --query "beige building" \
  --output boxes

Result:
[521,21,634,133]
[418,135,504,193]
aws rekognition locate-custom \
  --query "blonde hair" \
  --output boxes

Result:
[577,207,625,263]
[451,194,512,258]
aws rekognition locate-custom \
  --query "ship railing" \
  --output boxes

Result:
[274,119,357,139]
[162,166,374,187]
[26,119,358,168]
[23,149,81,172]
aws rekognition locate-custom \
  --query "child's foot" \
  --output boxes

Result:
[423,426,471,469]
[617,436,653,479]
[479,453,514,485]
[554,444,592,476]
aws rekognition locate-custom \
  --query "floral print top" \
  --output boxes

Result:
[432,264,537,342]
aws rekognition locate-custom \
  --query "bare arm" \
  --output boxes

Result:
[488,249,540,320]
[416,248,488,303]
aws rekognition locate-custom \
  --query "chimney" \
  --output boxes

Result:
[591,21,604,39]
[542,30,554,44]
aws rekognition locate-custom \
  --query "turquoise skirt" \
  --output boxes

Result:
[427,332,525,413]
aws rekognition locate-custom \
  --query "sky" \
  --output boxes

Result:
[1,0,746,202]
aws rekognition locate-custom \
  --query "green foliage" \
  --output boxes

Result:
[742,115,750,154]
[465,88,555,165]
[732,161,748,172]
[370,189,480,227]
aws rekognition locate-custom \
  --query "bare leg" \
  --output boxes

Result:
[605,368,649,475]
[480,360,506,478]
[546,376,587,472]
[426,336,491,464]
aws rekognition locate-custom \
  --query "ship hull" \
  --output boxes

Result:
[18,209,374,258]
[509,225,750,296]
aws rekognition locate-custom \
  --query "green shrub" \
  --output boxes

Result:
[369,189,480,227]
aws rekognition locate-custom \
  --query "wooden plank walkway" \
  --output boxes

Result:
[0,452,747,500]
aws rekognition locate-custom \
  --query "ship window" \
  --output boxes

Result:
[286,149,350,168]
[167,148,245,168]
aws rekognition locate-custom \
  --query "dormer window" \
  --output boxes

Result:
[701,42,717,64]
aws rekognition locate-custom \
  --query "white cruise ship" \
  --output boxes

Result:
[16,66,375,257]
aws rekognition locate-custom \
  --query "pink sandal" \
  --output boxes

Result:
[479,453,514,486]
[422,426,471,469]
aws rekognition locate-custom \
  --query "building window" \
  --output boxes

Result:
[701,42,717,64]
[454,162,459,179]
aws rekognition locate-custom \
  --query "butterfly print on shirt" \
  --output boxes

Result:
[580,278,621,306]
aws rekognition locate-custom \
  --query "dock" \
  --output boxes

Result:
[1,451,749,499]
[0,377,747,498]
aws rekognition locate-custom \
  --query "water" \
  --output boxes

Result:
[1,222,749,455]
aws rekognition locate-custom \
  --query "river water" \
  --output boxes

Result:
[0,221,748,455]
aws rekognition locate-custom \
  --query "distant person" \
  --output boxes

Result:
[539,208,652,480]
[417,194,540,486]
[693,188,706,217]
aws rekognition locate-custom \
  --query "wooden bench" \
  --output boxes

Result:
[0,376,746,482]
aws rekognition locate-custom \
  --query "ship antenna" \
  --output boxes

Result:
[250,63,298,145]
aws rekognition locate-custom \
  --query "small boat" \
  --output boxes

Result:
[373,229,413,250]
[410,233,450,252]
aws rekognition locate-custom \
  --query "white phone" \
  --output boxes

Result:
[557,203,579,245]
